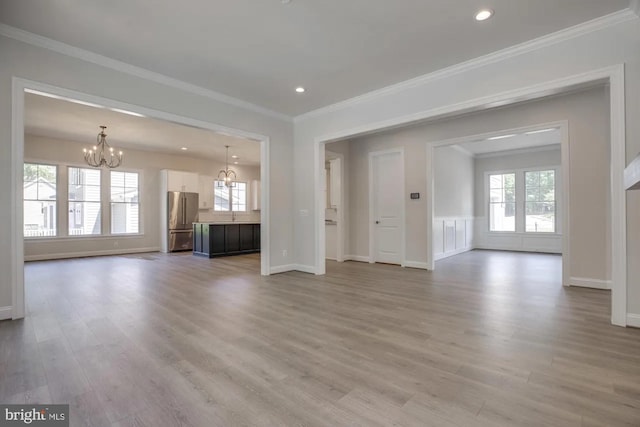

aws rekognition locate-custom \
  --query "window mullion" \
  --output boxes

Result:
[515,170,525,233]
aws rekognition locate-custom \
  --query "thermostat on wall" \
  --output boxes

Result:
[410,193,420,200]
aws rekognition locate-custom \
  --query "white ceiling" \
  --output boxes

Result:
[24,93,261,165]
[457,128,561,155]
[0,0,630,116]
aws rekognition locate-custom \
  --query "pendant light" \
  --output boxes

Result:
[83,126,123,168]
[217,145,237,187]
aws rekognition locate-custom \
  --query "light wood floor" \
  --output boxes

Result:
[2,250,640,426]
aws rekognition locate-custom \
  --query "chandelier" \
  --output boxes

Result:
[83,125,123,168]
[217,145,237,188]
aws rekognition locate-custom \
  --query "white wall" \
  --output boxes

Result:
[433,145,474,260]
[24,134,261,260]
[294,16,640,317]
[434,146,474,217]
[473,147,563,254]
[0,35,294,312]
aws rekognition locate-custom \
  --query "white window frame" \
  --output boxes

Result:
[485,166,561,235]
[22,158,144,240]
[23,162,58,238]
[110,170,141,235]
[214,180,247,212]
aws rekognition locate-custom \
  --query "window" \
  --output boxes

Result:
[68,167,101,235]
[111,171,140,234]
[489,173,515,232]
[525,170,555,233]
[214,180,246,212]
[24,163,57,237]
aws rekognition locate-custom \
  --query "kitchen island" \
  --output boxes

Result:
[193,222,260,258]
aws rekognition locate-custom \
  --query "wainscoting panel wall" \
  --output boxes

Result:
[473,216,562,253]
[433,217,474,261]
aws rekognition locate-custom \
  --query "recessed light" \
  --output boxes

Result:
[487,134,517,140]
[234,161,239,164]
[475,9,494,21]
[231,155,239,159]
[525,128,555,135]
[295,87,305,93]
[181,147,188,150]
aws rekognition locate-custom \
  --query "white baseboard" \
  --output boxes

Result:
[403,261,431,270]
[344,255,370,263]
[569,276,612,290]
[325,256,337,261]
[0,306,13,320]
[24,247,160,262]
[295,264,318,275]
[434,246,473,261]
[626,313,640,328]
[269,264,297,274]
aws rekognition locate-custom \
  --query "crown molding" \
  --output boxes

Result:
[474,144,561,159]
[0,23,292,123]
[295,8,638,123]
[449,144,474,157]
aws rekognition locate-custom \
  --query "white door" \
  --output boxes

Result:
[371,150,403,265]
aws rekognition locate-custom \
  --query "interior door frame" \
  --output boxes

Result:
[325,150,345,262]
[368,148,406,266]
[425,121,570,290]
[11,77,272,320]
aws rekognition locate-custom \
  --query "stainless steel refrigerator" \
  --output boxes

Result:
[167,191,199,252]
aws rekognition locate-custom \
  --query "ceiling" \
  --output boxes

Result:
[457,128,561,155]
[0,0,631,116]
[24,92,261,165]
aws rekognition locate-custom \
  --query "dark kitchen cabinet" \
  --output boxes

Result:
[193,223,260,258]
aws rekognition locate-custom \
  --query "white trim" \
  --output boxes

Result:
[344,255,371,263]
[314,142,326,275]
[0,306,13,321]
[269,264,297,275]
[569,277,612,290]
[294,264,317,274]
[631,0,640,16]
[403,261,431,270]
[25,247,160,262]
[434,247,474,262]
[0,24,290,122]
[11,77,273,320]
[325,151,346,263]
[11,78,25,320]
[295,10,636,122]
[368,148,406,266]
[474,144,561,159]
[260,137,271,277]
[609,65,627,327]
[626,313,640,328]
[450,145,474,158]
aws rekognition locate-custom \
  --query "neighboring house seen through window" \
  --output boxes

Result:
[68,167,101,235]
[111,171,140,234]
[23,163,57,237]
